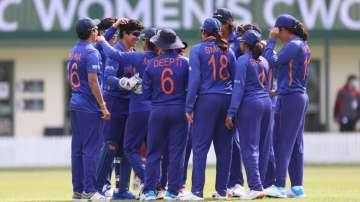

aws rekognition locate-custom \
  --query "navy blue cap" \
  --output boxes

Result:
[141,28,157,40]
[238,30,262,47]
[274,14,299,28]
[76,17,99,35]
[150,28,184,50]
[213,8,234,23]
[201,18,221,34]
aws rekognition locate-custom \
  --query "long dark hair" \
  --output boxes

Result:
[205,30,228,51]
[249,42,262,60]
[286,22,308,41]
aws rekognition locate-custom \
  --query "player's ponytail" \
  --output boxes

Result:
[250,42,263,60]
[287,22,308,41]
[215,32,229,51]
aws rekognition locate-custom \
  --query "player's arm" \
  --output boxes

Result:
[104,18,128,41]
[185,46,201,114]
[142,65,153,100]
[104,60,138,91]
[97,37,132,66]
[225,57,247,129]
[264,40,299,68]
[87,50,110,119]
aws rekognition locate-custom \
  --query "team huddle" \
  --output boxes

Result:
[67,7,311,201]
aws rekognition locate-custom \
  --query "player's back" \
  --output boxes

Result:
[143,52,188,106]
[67,40,101,113]
[239,53,270,101]
[190,39,234,95]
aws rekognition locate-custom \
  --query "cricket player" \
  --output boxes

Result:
[213,9,245,197]
[263,14,311,198]
[181,18,236,200]
[225,30,271,200]
[141,28,189,201]
[68,18,110,201]
[97,28,159,189]
[96,19,144,200]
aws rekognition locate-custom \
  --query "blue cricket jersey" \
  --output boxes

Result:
[104,41,135,98]
[67,40,101,114]
[143,53,189,106]
[101,41,156,112]
[227,52,270,117]
[263,36,311,95]
[186,38,236,112]
[228,32,242,58]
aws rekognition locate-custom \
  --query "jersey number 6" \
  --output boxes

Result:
[69,63,81,88]
[161,67,174,95]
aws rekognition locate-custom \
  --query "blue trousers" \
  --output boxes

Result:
[191,94,233,197]
[96,96,131,193]
[124,111,150,183]
[273,93,308,187]
[144,105,188,194]
[181,125,192,188]
[236,97,272,191]
[71,110,103,193]
[228,130,244,187]
[263,102,276,188]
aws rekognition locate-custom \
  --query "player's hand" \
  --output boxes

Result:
[133,84,143,94]
[96,35,105,43]
[186,112,193,124]
[119,76,138,91]
[100,105,111,120]
[270,90,278,97]
[225,116,233,130]
[269,28,279,39]
[113,18,129,27]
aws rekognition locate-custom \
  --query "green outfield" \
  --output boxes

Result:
[0,165,359,202]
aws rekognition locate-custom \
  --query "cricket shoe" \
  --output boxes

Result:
[240,190,266,200]
[140,190,157,201]
[101,185,113,199]
[264,185,287,198]
[164,191,178,200]
[179,192,204,201]
[288,186,306,198]
[112,191,137,200]
[82,192,107,201]
[229,184,246,197]
[212,191,228,200]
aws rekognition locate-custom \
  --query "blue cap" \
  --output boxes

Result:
[141,28,157,40]
[201,18,221,35]
[76,17,99,36]
[238,30,262,47]
[150,28,184,50]
[213,8,234,23]
[274,14,298,28]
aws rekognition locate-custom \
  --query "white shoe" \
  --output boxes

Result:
[101,185,113,198]
[179,192,204,201]
[178,189,188,198]
[240,190,266,200]
[264,185,287,198]
[83,192,107,201]
[212,191,228,200]
[230,184,246,197]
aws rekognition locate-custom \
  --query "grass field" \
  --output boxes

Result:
[0,165,360,202]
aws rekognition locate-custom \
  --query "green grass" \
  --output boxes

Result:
[0,165,360,202]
